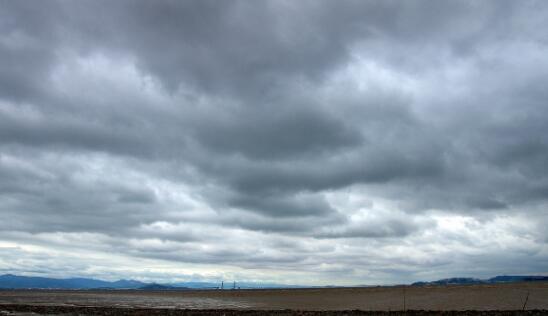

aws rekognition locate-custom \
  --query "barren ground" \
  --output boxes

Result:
[0,282,547,313]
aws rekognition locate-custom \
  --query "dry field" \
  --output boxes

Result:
[1,282,547,314]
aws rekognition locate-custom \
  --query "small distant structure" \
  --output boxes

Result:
[219,280,239,290]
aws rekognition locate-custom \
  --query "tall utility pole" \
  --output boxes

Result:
[233,281,236,290]
[221,281,224,290]
[403,285,406,312]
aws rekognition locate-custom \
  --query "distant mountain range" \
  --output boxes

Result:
[0,274,301,290]
[1,274,547,290]
[0,274,147,289]
[138,283,187,291]
[411,275,548,286]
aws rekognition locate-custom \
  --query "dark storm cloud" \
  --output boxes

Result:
[1,0,548,283]
[0,0,62,103]
[0,107,146,155]
[59,0,358,96]
[192,105,361,160]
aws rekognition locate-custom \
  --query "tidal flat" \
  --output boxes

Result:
[1,282,547,315]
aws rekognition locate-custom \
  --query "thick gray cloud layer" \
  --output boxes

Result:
[0,0,547,284]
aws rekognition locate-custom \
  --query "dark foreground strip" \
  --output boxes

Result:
[1,305,547,316]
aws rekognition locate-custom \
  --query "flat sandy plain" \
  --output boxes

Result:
[1,282,547,315]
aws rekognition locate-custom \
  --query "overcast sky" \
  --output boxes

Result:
[1,0,548,285]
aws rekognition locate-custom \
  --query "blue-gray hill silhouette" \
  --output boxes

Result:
[0,274,146,289]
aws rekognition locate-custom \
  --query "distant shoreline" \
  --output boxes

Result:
[1,280,548,291]
[2,274,548,291]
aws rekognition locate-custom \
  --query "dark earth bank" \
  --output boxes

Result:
[1,305,548,316]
